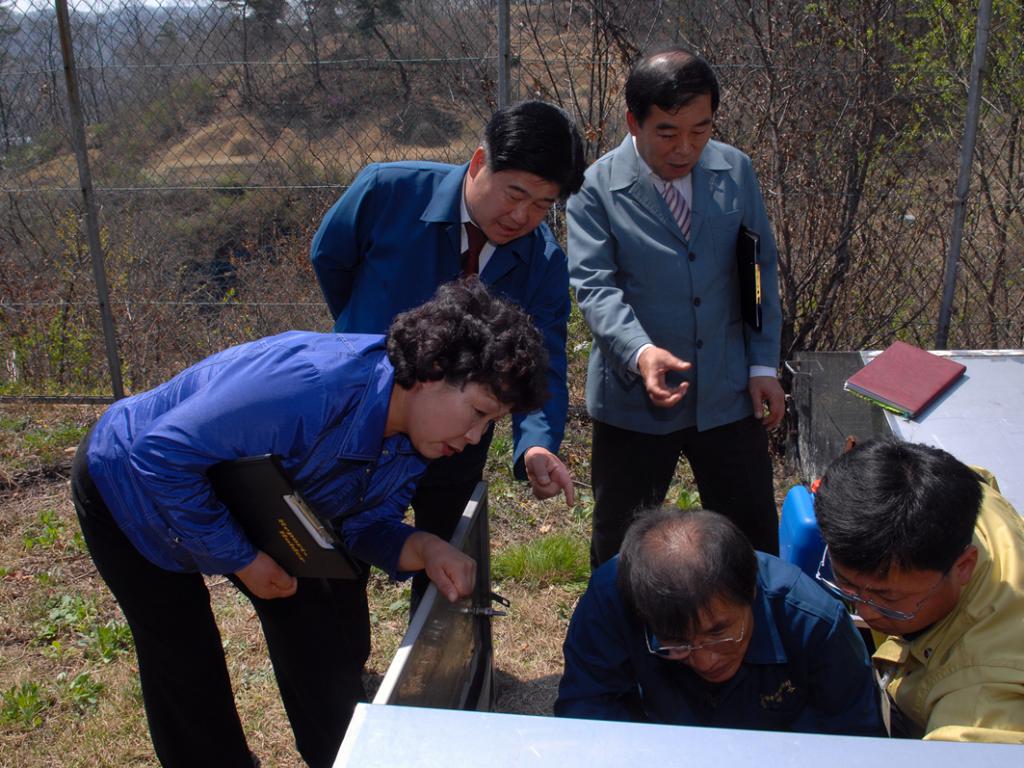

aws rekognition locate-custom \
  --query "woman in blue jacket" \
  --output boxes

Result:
[70,278,547,768]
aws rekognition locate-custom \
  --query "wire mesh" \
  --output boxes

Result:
[1,0,1022,398]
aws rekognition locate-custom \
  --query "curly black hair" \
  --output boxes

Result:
[386,277,548,414]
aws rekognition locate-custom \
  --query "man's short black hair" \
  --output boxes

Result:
[618,507,757,641]
[625,47,720,125]
[387,276,548,414]
[483,100,586,199]
[814,439,983,576]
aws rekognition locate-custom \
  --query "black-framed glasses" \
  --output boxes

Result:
[644,618,746,659]
[815,546,949,622]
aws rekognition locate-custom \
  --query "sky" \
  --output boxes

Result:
[8,0,214,15]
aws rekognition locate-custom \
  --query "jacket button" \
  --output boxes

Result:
[689,252,696,261]
[696,339,704,349]
[693,297,701,307]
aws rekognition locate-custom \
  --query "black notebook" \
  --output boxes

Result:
[207,455,361,579]
[736,225,763,331]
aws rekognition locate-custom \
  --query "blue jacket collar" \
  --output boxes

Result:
[334,351,417,461]
[421,163,467,224]
[482,235,532,281]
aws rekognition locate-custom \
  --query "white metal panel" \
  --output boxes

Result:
[335,703,1021,768]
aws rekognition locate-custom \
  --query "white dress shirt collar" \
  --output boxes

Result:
[631,135,693,207]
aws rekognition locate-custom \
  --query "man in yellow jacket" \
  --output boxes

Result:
[813,439,1023,742]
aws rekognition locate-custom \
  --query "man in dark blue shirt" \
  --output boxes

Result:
[555,508,883,735]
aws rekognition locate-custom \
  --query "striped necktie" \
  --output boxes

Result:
[660,182,691,240]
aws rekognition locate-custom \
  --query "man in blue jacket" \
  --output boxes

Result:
[555,508,883,735]
[568,48,784,566]
[71,280,548,768]
[311,101,586,606]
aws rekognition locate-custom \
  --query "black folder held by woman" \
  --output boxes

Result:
[208,455,361,579]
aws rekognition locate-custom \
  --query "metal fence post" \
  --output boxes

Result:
[55,0,124,399]
[497,0,510,108]
[935,0,993,350]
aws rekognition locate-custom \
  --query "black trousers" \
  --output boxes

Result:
[589,416,779,568]
[407,426,493,615]
[71,444,369,768]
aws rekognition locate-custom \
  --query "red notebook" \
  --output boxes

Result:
[844,341,966,419]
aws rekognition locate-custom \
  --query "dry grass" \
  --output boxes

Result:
[492,581,586,716]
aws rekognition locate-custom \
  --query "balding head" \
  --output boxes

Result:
[618,508,756,640]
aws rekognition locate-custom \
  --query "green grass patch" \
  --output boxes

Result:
[493,532,589,586]
[23,509,66,551]
[21,422,87,460]
[0,414,31,432]
[58,671,104,713]
[486,432,514,471]
[1,681,51,729]
[35,593,99,646]
[571,487,594,525]
[674,484,702,511]
[85,621,133,663]
[0,415,88,471]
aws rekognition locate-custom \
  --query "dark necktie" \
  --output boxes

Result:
[461,222,487,276]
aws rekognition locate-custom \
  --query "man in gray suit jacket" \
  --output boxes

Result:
[568,48,784,567]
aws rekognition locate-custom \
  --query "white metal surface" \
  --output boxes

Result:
[334,703,1021,767]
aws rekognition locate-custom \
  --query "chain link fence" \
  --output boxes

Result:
[1,0,1022,399]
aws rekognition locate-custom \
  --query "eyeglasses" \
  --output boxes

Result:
[645,618,746,659]
[814,546,949,622]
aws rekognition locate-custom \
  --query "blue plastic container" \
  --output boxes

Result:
[778,484,825,579]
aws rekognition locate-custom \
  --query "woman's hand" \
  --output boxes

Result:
[399,532,476,602]
[234,550,298,599]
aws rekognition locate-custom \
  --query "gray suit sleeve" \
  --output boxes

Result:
[566,181,652,379]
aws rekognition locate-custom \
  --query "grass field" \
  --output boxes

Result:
[0,399,787,767]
